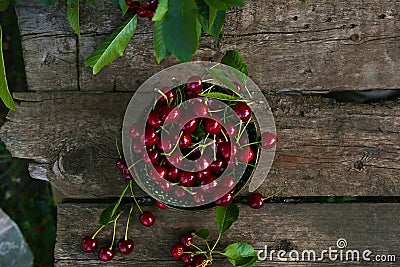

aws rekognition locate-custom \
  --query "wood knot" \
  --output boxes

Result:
[58,146,93,176]
[274,239,297,252]
[350,34,361,42]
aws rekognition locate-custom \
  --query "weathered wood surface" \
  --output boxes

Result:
[1,92,399,197]
[16,0,400,92]
[55,203,400,266]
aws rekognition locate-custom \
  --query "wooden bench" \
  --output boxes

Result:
[1,0,399,265]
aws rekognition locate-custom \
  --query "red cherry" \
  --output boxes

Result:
[200,175,218,193]
[147,110,163,128]
[186,76,203,92]
[237,147,255,163]
[144,147,160,164]
[261,132,278,149]
[215,192,233,206]
[167,165,180,180]
[146,10,154,19]
[181,250,195,264]
[186,90,200,99]
[179,132,192,148]
[196,168,211,181]
[223,123,237,137]
[117,238,135,254]
[122,168,134,181]
[158,87,175,104]
[98,246,114,261]
[218,142,238,160]
[81,236,98,253]
[194,255,208,267]
[233,102,252,121]
[144,127,159,146]
[164,106,181,124]
[139,211,155,227]
[150,165,167,181]
[248,193,265,209]
[157,138,173,153]
[192,101,209,117]
[136,7,147,17]
[155,200,168,209]
[221,175,236,190]
[180,233,194,248]
[204,118,222,134]
[116,159,127,171]
[195,156,211,171]
[179,171,196,187]
[170,244,185,259]
[209,157,224,173]
[133,140,145,154]
[129,123,141,139]
[182,118,199,134]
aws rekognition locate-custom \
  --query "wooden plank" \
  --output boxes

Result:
[0,92,399,197]
[55,203,400,266]
[15,0,78,91]
[16,0,400,92]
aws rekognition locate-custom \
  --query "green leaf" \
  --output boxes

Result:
[98,184,129,225]
[200,92,244,102]
[152,0,168,21]
[85,15,138,74]
[190,123,206,140]
[222,242,258,267]
[216,203,239,235]
[119,0,129,16]
[208,6,217,30]
[153,20,170,64]
[193,228,210,240]
[40,0,57,8]
[209,9,225,41]
[206,68,237,92]
[204,0,244,10]
[300,0,307,3]
[162,0,200,62]
[67,0,80,36]
[196,0,209,32]
[0,25,17,111]
[221,50,248,76]
[0,0,10,12]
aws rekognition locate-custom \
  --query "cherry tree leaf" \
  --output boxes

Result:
[153,19,170,64]
[0,25,17,111]
[216,203,239,235]
[152,0,168,21]
[67,0,80,36]
[162,0,200,62]
[85,15,138,74]
[222,242,258,267]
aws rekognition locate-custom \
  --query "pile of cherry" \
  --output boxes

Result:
[81,76,278,263]
[125,0,158,20]
[128,76,273,208]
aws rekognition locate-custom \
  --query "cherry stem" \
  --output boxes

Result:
[191,243,204,252]
[91,224,106,239]
[162,131,183,156]
[239,141,260,149]
[129,181,143,214]
[110,211,122,249]
[125,205,134,240]
[210,233,221,252]
[115,134,122,159]
[236,119,251,143]
[220,129,228,142]
[262,182,288,201]
[156,89,169,103]
[128,158,142,170]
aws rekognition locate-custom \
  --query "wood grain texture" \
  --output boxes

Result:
[1,92,399,197]
[55,203,400,266]
[15,0,400,92]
